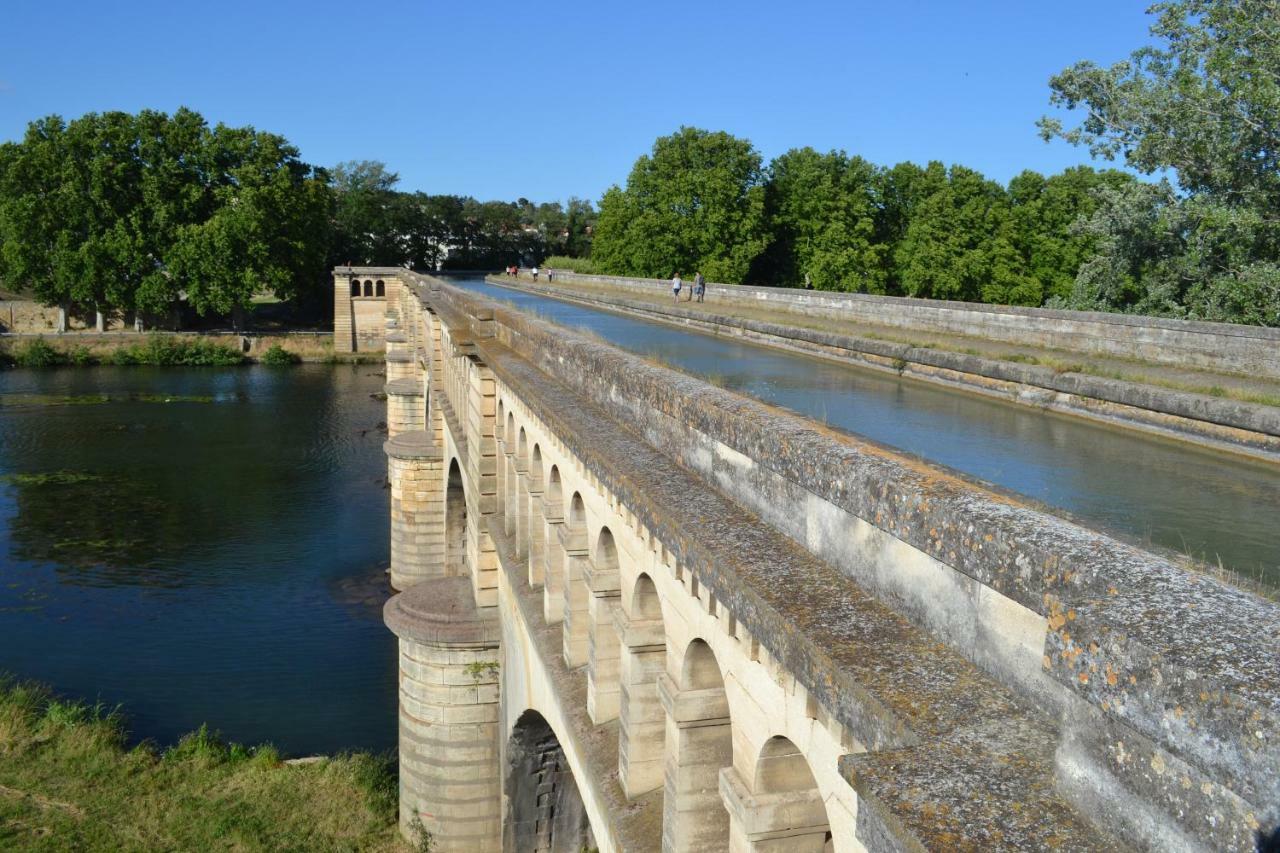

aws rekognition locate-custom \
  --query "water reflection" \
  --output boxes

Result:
[465,278,1280,589]
[0,365,396,754]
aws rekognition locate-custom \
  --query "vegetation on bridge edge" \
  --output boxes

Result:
[0,677,405,851]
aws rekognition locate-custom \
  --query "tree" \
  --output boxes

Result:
[875,161,949,294]
[759,148,886,292]
[894,165,1030,303]
[592,127,769,282]
[1007,166,1135,302]
[1040,0,1280,324]
[168,124,331,317]
[0,109,332,322]
[329,160,401,266]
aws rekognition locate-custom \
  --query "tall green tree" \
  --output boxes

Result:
[1007,166,1135,303]
[760,148,886,292]
[592,127,769,282]
[0,109,331,321]
[1040,0,1280,324]
[894,165,1031,303]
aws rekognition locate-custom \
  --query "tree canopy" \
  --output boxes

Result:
[1039,0,1280,323]
[592,127,769,282]
[0,108,331,319]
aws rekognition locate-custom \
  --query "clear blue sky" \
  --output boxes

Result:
[1,0,1153,204]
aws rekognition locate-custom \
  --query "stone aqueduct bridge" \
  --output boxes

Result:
[336,268,1279,852]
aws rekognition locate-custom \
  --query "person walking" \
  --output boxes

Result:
[671,272,683,303]
[693,271,705,303]
[532,265,539,282]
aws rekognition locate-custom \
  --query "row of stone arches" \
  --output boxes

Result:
[493,394,841,852]
[349,278,386,297]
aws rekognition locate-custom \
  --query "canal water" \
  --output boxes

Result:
[0,365,396,755]
[463,277,1280,590]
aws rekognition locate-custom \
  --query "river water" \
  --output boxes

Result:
[0,365,396,755]
[463,277,1280,590]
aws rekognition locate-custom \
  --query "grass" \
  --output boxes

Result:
[0,678,404,851]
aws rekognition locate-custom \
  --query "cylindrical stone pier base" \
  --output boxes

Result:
[386,349,416,382]
[385,576,502,852]
[386,431,444,590]
[385,331,408,355]
[386,378,426,437]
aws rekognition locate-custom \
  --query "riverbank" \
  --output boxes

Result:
[489,274,1280,463]
[0,679,410,851]
[0,332,381,367]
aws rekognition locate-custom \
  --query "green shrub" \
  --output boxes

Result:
[112,335,244,366]
[69,345,97,366]
[13,338,66,368]
[541,255,598,275]
[260,343,301,365]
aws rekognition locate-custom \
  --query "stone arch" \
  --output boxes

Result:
[527,445,546,587]
[529,444,545,493]
[724,736,831,852]
[513,427,532,554]
[363,279,373,296]
[375,279,385,297]
[445,458,467,576]
[350,279,360,296]
[618,572,667,797]
[664,638,733,850]
[541,465,566,622]
[504,709,595,853]
[504,412,518,530]
[561,492,590,667]
[587,527,623,723]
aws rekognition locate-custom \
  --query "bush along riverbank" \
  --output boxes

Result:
[0,335,381,368]
[0,678,411,851]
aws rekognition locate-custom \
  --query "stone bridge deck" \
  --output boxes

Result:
[363,267,1279,852]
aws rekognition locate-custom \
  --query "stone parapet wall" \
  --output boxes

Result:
[531,269,1280,379]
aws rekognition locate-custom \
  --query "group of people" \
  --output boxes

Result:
[670,271,706,303]
[504,265,554,282]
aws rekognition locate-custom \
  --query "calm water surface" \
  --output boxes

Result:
[0,365,395,754]
[464,277,1280,588]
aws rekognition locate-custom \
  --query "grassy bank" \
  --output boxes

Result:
[0,335,382,367]
[0,679,407,851]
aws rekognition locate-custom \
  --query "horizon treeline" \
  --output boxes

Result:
[589,131,1137,311]
[0,111,594,325]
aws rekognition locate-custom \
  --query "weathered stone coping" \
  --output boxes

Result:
[487,520,664,852]
[423,276,1280,822]
[384,576,500,647]
[385,332,407,344]
[385,378,423,397]
[383,430,441,460]
[475,334,1111,849]
[489,276,1280,453]
[385,350,412,363]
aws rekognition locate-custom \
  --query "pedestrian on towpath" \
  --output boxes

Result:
[671,272,682,303]
[532,266,539,282]
[694,271,705,302]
